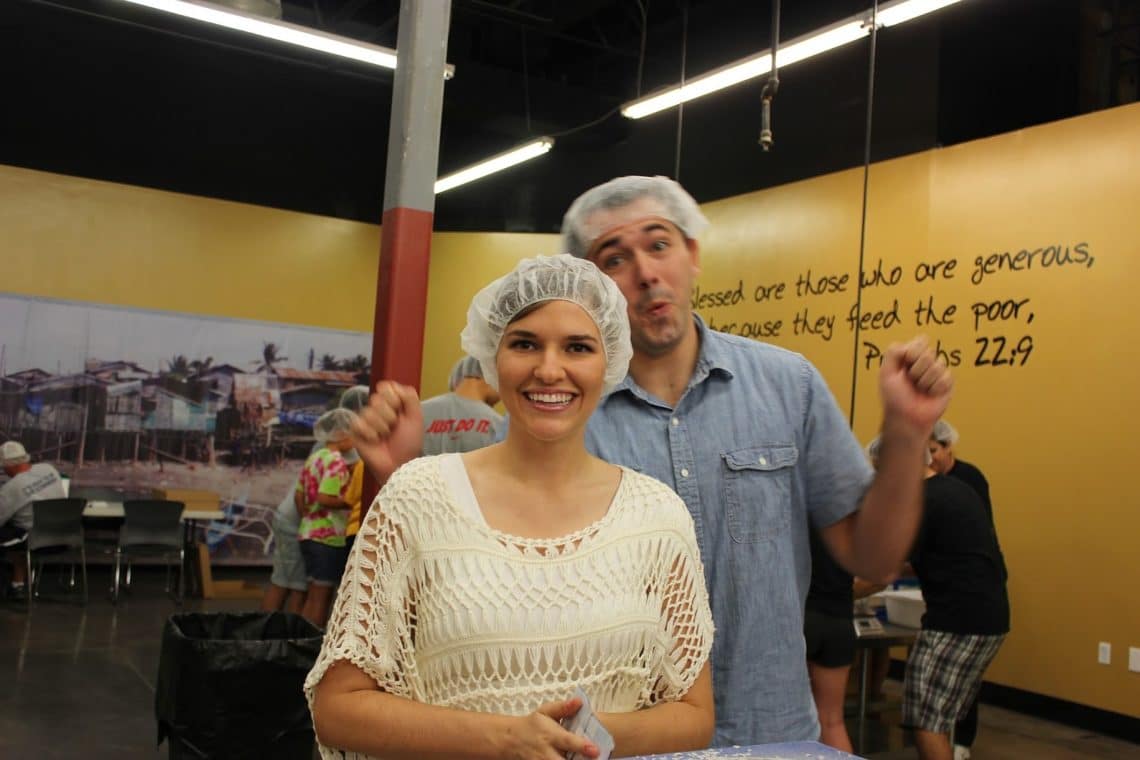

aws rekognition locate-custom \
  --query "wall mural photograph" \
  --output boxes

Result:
[0,293,372,565]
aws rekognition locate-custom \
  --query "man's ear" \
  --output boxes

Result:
[686,238,701,276]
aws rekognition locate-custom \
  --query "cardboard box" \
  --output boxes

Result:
[151,488,221,512]
[195,543,263,600]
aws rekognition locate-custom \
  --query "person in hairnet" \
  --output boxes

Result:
[261,387,368,615]
[928,419,991,519]
[336,386,371,556]
[347,176,953,747]
[555,176,951,746]
[904,439,1008,760]
[419,355,503,456]
[296,406,358,626]
[307,255,714,760]
[926,419,1001,760]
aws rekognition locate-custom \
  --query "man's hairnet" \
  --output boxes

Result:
[931,419,959,445]
[560,175,710,258]
[313,408,356,444]
[338,385,370,413]
[460,254,632,395]
[448,356,484,391]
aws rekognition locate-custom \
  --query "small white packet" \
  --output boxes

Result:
[563,687,614,760]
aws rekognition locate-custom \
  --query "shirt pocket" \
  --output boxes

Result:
[722,444,798,544]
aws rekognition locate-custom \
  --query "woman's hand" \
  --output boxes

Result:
[497,697,600,760]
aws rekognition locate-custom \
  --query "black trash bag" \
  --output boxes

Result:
[156,611,324,759]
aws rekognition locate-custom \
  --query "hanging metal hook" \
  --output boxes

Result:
[759,0,781,151]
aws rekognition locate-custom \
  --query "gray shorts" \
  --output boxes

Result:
[270,514,308,592]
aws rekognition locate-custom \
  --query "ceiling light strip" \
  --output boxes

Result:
[434,138,555,194]
[118,0,455,77]
[621,0,966,119]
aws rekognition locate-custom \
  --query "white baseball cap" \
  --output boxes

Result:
[1,441,30,464]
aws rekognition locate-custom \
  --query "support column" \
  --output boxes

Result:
[366,0,451,505]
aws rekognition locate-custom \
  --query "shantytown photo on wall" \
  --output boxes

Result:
[0,292,372,566]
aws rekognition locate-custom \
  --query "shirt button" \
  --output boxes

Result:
[758,456,767,466]
[680,468,689,478]
[671,417,680,426]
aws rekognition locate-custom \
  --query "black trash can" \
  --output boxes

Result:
[156,611,324,759]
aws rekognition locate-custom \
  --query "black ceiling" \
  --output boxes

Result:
[2,0,1134,232]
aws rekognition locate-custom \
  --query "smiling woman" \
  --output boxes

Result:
[494,299,608,444]
[306,255,716,760]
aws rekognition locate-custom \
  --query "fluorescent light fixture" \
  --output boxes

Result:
[621,19,866,119]
[434,138,555,194]
[118,0,455,77]
[622,0,966,119]
[777,21,869,67]
[877,0,963,26]
[622,58,772,119]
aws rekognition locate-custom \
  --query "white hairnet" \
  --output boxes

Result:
[931,419,959,445]
[867,435,932,466]
[313,408,356,444]
[460,254,632,395]
[338,385,370,413]
[560,175,710,258]
[448,356,484,391]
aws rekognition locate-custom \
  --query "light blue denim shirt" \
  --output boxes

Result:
[584,316,873,746]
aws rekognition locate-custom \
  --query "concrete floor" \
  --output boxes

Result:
[857,681,1140,759]
[0,564,1135,759]
[0,564,257,758]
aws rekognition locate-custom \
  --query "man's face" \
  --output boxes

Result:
[928,440,953,474]
[584,198,700,358]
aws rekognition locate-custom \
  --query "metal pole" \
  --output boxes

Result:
[858,647,870,753]
[366,0,451,506]
[77,399,88,468]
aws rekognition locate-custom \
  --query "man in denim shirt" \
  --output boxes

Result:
[559,176,953,746]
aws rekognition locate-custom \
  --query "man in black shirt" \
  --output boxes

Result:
[903,460,1010,760]
[929,420,992,520]
[928,419,1006,760]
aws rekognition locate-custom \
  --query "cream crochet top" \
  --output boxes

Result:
[304,455,714,760]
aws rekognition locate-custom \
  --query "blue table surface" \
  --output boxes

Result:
[627,742,863,759]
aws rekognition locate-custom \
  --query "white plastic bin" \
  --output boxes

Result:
[880,588,925,628]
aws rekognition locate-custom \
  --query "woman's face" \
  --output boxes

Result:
[326,434,354,455]
[496,300,607,444]
[928,439,953,474]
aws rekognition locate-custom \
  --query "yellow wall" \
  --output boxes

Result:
[694,103,1140,718]
[2,102,1137,718]
[0,165,382,330]
[0,163,545,397]
[422,232,556,398]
